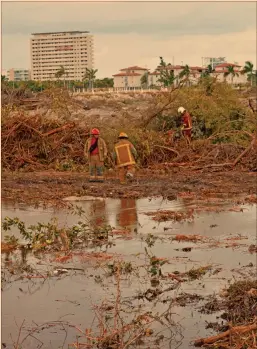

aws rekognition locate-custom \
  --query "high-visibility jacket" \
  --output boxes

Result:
[113,139,137,167]
[84,137,107,162]
[182,112,192,131]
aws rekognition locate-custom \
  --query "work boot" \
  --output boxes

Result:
[126,172,134,183]
[95,177,104,183]
[126,172,134,180]
[89,165,96,182]
[96,166,104,183]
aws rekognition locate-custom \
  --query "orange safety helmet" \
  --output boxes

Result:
[118,132,128,138]
[91,128,100,135]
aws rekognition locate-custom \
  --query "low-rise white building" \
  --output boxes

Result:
[112,62,249,89]
[113,66,148,89]
[7,68,31,81]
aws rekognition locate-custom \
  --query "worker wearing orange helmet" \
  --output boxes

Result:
[113,132,138,184]
[84,128,108,182]
[178,107,192,144]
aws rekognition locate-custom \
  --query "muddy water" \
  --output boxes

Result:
[1,197,257,349]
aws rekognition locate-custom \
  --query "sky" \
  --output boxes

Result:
[1,1,256,78]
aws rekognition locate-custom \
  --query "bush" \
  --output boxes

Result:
[149,82,252,142]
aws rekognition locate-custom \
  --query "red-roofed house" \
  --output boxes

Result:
[214,63,241,72]
[213,63,247,84]
[120,66,148,72]
[112,66,149,89]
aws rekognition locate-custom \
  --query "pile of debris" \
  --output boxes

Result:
[195,280,257,348]
[1,113,89,171]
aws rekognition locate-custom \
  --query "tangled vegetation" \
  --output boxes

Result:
[195,280,257,348]
[1,80,257,172]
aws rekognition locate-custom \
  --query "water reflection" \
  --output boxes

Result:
[117,199,137,230]
[89,200,107,227]
[1,197,257,239]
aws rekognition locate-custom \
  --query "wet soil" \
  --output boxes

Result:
[2,169,257,207]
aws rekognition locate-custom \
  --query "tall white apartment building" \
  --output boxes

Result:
[30,31,94,81]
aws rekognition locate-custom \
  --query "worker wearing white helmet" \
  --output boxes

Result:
[178,107,186,114]
[178,107,192,144]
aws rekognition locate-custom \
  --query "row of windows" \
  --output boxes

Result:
[32,36,91,41]
[32,52,90,56]
[32,43,93,46]
[32,65,89,69]
[33,65,88,70]
[32,53,90,57]
[32,74,84,78]
[33,55,88,63]
[32,52,92,56]
[32,38,90,41]
[32,52,89,55]
[32,49,92,53]
[31,43,92,48]
[33,64,88,69]
[33,57,87,64]
[32,44,91,48]
[32,39,91,43]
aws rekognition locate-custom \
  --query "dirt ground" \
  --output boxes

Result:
[2,169,256,207]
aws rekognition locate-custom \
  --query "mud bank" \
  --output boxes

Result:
[2,170,257,207]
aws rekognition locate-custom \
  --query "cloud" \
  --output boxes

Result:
[2,2,256,77]
[2,2,256,35]
[2,29,256,78]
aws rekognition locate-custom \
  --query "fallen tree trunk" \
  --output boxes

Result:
[154,145,180,156]
[232,136,256,166]
[42,122,75,137]
[194,322,257,347]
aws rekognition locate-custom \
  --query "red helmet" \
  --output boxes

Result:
[91,128,100,135]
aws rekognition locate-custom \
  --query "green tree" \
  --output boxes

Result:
[55,65,65,79]
[223,65,239,84]
[83,68,98,90]
[179,64,191,81]
[94,77,114,88]
[241,61,254,86]
[201,64,214,78]
[140,72,149,89]
[156,57,175,87]
[55,65,67,87]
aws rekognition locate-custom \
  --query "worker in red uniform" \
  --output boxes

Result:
[178,107,192,145]
[85,128,107,182]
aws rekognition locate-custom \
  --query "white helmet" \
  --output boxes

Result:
[178,107,186,114]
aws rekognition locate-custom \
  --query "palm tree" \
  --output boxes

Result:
[156,56,176,87]
[83,68,98,90]
[55,65,66,86]
[179,65,190,78]
[140,72,149,89]
[1,75,7,82]
[241,61,254,86]
[179,65,191,85]
[223,65,239,85]
[206,64,214,75]
[201,64,214,79]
